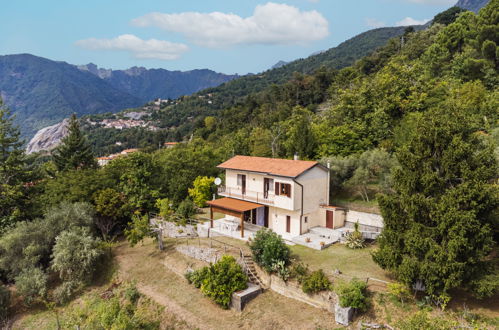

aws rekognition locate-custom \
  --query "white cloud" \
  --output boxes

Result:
[75,34,189,60]
[395,17,430,26]
[131,2,329,48]
[366,18,386,28]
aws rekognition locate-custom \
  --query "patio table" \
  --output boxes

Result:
[219,219,239,232]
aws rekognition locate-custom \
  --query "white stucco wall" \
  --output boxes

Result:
[345,210,384,229]
[224,169,296,210]
[296,166,329,214]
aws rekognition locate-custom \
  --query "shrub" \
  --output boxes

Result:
[14,267,48,305]
[302,269,332,294]
[335,278,369,311]
[53,280,79,304]
[51,227,103,285]
[185,267,210,289]
[124,214,153,247]
[155,198,174,221]
[0,202,95,279]
[0,285,10,321]
[387,282,411,304]
[289,262,309,284]
[176,199,197,220]
[249,228,290,272]
[62,283,162,329]
[470,271,499,299]
[124,282,141,305]
[272,260,290,282]
[345,222,365,249]
[187,256,248,308]
[397,311,458,329]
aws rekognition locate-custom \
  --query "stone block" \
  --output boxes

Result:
[335,303,353,326]
[230,283,261,311]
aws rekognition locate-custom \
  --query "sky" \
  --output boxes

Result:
[0,0,457,74]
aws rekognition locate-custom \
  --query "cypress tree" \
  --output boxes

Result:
[52,114,96,171]
[0,98,28,229]
[372,106,498,302]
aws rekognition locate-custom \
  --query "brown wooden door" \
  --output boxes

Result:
[326,210,334,229]
[286,216,291,233]
[241,175,246,195]
[264,206,269,227]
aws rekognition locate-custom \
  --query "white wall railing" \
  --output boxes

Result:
[218,186,274,205]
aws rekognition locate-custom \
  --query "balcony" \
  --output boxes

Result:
[218,186,274,205]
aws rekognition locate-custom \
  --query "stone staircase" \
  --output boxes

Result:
[241,253,265,288]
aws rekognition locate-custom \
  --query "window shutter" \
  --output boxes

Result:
[275,182,280,195]
[287,184,291,198]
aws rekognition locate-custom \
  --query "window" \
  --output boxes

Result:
[304,216,308,223]
[237,174,244,186]
[275,182,291,198]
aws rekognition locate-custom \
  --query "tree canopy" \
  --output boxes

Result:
[52,114,96,171]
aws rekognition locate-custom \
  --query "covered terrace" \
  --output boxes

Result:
[207,197,264,238]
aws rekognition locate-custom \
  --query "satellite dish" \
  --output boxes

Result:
[214,177,222,186]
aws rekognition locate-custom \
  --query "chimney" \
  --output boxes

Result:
[294,153,299,161]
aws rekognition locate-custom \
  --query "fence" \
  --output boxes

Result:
[149,212,205,227]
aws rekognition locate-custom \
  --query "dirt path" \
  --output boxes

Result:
[136,283,206,329]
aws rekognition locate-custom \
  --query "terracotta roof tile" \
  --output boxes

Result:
[217,155,319,178]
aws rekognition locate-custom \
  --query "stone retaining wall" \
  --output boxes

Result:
[175,245,221,263]
[253,263,336,312]
[269,275,336,312]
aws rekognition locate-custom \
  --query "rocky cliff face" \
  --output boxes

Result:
[26,119,69,154]
[455,0,489,12]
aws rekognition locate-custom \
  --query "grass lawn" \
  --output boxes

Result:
[290,243,391,282]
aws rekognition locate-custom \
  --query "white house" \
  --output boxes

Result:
[207,155,348,240]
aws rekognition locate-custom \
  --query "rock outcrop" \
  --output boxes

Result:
[26,119,69,154]
[455,0,489,12]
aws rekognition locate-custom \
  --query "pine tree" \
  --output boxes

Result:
[52,114,96,171]
[0,98,28,229]
[372,106,498,302]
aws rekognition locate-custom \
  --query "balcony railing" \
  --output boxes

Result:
[218,186,274,205]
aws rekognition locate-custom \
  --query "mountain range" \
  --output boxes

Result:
[0,55,237,138]
[77,63,239,104]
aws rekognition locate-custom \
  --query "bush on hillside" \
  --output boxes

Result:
[0,202,95,279]
[289,262,310,284]
[51,227,103,285]
[185,267,210,289]
[302,269,332,294]
[249,228,291,272]
[335,278,369,311]
[186,256,248,308]
[14,267,48,306]
[0,285,10,321]
[176,198,197,222]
